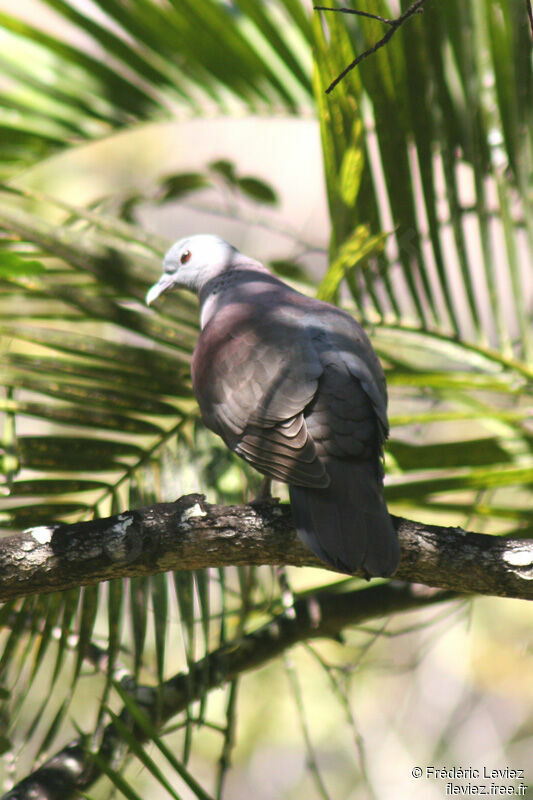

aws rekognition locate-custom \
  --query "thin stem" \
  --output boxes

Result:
[284,653,332,800]
[314,7,397,26]
[315,0,426,93]
[304,642,378,800]
[216,680,239,800]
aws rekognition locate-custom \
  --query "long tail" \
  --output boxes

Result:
[289,460,400,577]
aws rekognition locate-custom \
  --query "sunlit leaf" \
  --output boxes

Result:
[0,252,45,277]
[317,226,387,303]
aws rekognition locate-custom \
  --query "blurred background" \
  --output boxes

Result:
[0,1,532,798]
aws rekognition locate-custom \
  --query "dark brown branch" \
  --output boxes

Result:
[527,0,533,38]
[315,0,426,93]
[0,495,532,602]
[1,581,455,800]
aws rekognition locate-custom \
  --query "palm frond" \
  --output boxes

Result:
[314,0,532,358]
[0,0,313,177]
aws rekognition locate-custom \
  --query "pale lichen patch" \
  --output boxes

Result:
[25,525,55,545]
[104,514,138,562]
[503,546,533,580]
[181,502,207,522]
[111,514,134,535]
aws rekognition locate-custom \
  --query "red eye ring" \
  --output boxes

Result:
[180,249,191,265]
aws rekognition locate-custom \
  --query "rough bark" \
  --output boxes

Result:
[0,494,531,602]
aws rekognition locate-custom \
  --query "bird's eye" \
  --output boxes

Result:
[180,249,192,265]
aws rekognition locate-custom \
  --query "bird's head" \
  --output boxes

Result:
[146,234,238,305]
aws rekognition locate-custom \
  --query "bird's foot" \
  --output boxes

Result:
[249,477,278,506]
[250,478,273,506]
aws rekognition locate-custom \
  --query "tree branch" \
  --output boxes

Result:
[314,0,426,93]
[1,494,532,602]
[1,581,455,800]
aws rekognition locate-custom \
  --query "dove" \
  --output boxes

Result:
[146,234,400,576]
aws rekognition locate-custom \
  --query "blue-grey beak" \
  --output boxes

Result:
[145,274,175,306]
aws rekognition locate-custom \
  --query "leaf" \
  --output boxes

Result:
[150,573,168,686]
[209,159,237,184]
[236,176,278,205]
[2,502,92,528]
[17,436,143,472]
[89,746,145,800]
[0,9,163,120]
[388,438,512,471]
[158,172,212,202]
[129,576,149,677]
[73,585,99,684]
[317,225,387,303]
[111,687,214,800]
[385,464,533,501]
[207,160,278,205]
[231,0,311,93]
[338,120,364,208]
[0,324,193,393]
[269,258,313,284]
[0,252,45,276]
[0,388,18,486]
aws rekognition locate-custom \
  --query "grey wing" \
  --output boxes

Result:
[286,308,398,576]
[191,302,329,487]
[302,304,389,443]
[289,350,398,577]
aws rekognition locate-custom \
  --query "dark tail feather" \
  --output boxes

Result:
[289,461,400,577]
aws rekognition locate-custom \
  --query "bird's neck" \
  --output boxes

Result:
[198,270,236,329]
[198,262,280,329]
[199,290,222,329]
